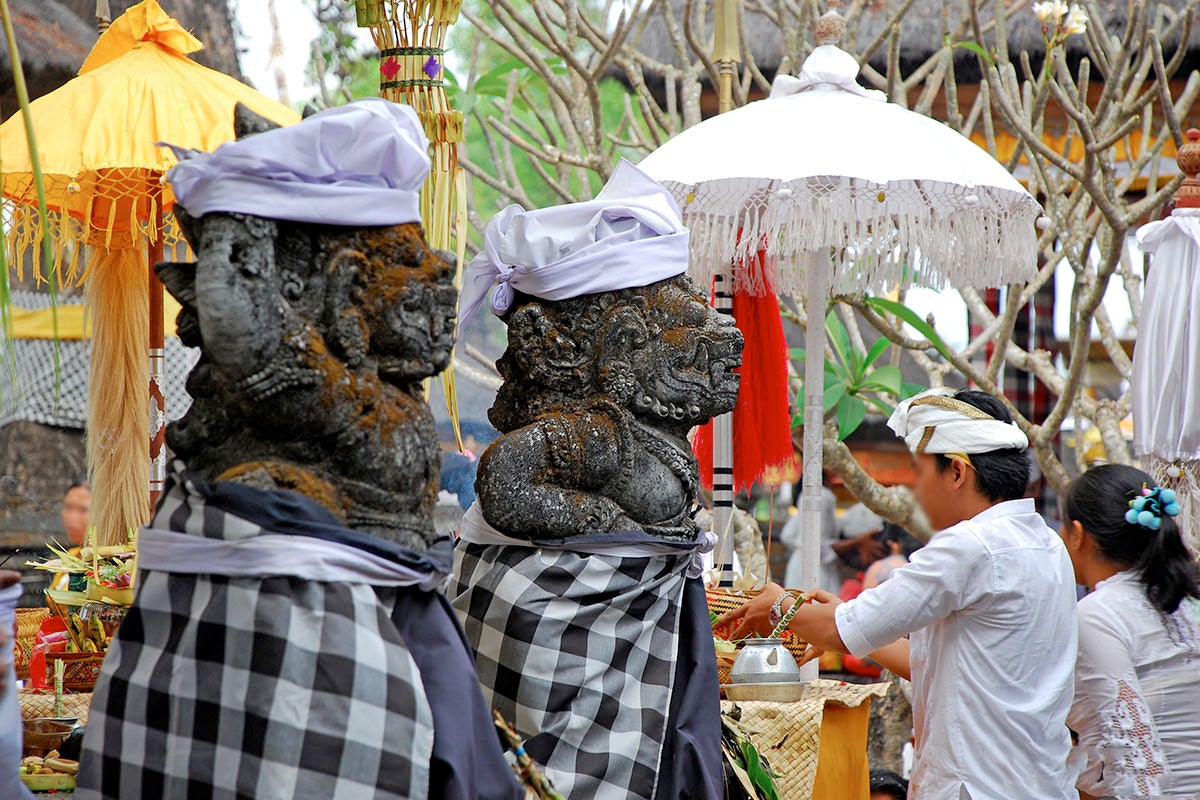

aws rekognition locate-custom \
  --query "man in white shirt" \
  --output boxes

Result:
[742,388,1078,800]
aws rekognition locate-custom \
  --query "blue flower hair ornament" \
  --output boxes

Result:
[1126,486,1182,532]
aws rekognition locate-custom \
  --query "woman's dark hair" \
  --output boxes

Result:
[1062,463,1200,613]
[869,769,909,799]
[935,390,1030,502]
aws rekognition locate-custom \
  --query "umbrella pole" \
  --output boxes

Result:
[148,192,166,513]
[711,0,741,585]
[799,251,829,681]
[712,273,736,587]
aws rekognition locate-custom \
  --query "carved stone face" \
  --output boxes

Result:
[167,212,456,389]
[491,275,743,438]
[625,279,742,426]
[350,227,457,386]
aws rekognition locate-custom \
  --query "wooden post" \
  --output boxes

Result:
[713,0,741,114]
[148,188,166,513]
[95,0,111,32]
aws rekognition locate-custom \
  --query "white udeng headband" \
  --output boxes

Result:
[888,389,1029,457]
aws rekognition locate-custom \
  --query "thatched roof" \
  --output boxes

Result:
[0,0,95,117]
[632,0,1200,85]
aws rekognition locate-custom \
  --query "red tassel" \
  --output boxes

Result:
[694,250,798,492]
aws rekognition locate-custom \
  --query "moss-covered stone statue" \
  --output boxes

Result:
[157,104,456,551]
[477,274,741,541]
[79,100,524,800]
[451,161,741,800]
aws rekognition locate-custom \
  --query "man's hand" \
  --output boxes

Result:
[833,531,888,567]
[713,581,786,641]
[0,570,20,697]
[787,587,849,654]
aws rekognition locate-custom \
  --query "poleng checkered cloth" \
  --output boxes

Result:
[451,537,723,800]
[77,463,522,800]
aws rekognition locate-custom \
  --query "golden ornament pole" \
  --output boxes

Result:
[360,0,467,448]
[714,0,740,114]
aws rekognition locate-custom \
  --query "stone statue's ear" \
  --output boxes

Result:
[507,304,588,385]
[325,248,370,366]
[326,247,369,305]
[156,262,196,308]
[601,305,649,352]
[234,103,283,140]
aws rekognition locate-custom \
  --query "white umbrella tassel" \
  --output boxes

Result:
[1143,458,1200,557]
[798,251,829,681]
[712,272,737,587]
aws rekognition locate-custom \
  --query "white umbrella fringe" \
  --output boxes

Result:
[670,177,1040,296]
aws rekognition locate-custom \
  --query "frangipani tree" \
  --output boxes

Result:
[452,0,1197,535]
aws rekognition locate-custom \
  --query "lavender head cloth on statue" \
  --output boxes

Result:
[163,98,430,226]
[457,159,690,333]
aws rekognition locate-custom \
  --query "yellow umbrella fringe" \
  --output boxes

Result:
[0,0,61,394]
[85,247,150,547]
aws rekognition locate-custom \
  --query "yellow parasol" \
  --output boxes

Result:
[0,0,298,545]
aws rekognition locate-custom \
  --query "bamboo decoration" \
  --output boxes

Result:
[361,0,467,446]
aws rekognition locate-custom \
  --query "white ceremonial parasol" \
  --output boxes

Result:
[1134,129,1200,557]
[639,13,1042,668]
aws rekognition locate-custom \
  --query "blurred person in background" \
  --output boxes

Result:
[51,480,90,591]
[782,479,887,593]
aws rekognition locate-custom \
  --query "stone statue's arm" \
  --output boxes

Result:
[476,413,628,540]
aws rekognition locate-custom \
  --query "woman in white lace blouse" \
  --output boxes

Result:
[1060,465,1200,799]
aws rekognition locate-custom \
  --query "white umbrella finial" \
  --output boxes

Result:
[813,10,846,47]
[1175,128,1200,208]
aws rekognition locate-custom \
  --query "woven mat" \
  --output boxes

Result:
[14,608,50,681]
[723,680,889,800]
[19,690,92,726]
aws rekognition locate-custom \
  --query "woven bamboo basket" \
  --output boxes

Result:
[14,608,50,681]
[707,589,810,686]
[45,652,104,692]
[18,690,92,725]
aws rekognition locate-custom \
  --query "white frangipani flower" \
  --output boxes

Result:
[1033,0,1070,23]
[1063,5,1089,36]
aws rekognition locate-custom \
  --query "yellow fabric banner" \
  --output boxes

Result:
[6,293,181,340]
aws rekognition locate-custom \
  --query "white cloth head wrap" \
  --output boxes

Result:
[164,98,430,226]
[888,388,1029,456]
[457,159,689,333]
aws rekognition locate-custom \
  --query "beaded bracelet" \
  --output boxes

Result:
[768,592,803,639]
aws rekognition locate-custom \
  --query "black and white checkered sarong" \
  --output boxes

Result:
[78,464,523,800]
[451,524,723,800]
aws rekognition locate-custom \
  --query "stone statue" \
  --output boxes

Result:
[475,274,743,541]
[157,106,457,551]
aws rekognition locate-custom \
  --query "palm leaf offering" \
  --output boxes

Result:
[722,705,782,800]
[27,527,137,606]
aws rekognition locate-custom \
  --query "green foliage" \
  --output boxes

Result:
[305,0,363,106]
[792,309,921,441]
[947,37,995,67]
[863,296,955,360]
